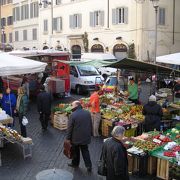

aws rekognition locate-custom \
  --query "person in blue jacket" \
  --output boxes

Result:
[0,87,16,126]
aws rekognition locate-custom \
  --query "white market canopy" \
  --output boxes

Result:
[0,53,47,76]
[156,53,180,65]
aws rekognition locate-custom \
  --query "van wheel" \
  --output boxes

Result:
[76,85,82,95]
[102,74,107,80]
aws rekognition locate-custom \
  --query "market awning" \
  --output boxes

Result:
[156,53,180,65]
[108,58,180,75]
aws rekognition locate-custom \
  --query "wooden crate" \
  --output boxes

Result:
[101,119,113,137]
[157,158,169,180]
[147,156,157,175]
[53,113,68,131]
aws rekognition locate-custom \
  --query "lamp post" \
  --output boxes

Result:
[39,0,53,46]
[1,26,5,51]
[150,0,159,63]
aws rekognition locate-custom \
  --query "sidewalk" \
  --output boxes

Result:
[0,98,152,180]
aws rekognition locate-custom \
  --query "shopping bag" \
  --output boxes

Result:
[22,116,28,126]
[97,152,107,176]
[63,140,72,159]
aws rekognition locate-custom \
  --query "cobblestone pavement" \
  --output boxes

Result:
[0,94,152,180]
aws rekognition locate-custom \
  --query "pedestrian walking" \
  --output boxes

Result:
[66,101,92,172]
[89,86,101,137]
[15,87,28,137]
[0,87,16,126]
[143,95,163,132]
[128,77,138,104]
[37,85,51,131]
[101,126,129,180]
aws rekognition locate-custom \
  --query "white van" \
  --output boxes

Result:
[81,53,118,79]
[70,65,104,94]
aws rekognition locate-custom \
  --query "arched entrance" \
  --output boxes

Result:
[91,44,104,53]
[71,45,81,59]
[113,44,128,60]
[43,46,49,50]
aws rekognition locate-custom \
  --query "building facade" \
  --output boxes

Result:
[13,0,39,50]
[13,0,180,61]
[0,0,13,51]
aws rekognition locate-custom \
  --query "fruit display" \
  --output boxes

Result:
[0,124,22,142]
[53,104,72,114]
[133,140,159,152]
[163,151,176,157]
[152,135,172,145]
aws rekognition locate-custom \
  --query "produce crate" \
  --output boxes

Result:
[101,119,113,137]
[147,156,157,175]
[157,158,169,180]
[53,112,68,131]
[125,128,136,137]
[169,162,180,180]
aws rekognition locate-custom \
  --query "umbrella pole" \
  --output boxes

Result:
[7,76,13,118]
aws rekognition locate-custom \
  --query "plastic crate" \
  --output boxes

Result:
[125,128,137,137]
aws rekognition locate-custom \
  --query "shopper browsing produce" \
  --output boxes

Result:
[174,78,180,103]
[143,95,163,132]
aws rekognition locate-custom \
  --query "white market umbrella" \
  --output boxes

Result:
[156,53,180,65]
[0,53,47,76]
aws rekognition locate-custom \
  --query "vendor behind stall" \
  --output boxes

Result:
[143,95,163,132]
[174,78,180,103]
[128,77,138,104]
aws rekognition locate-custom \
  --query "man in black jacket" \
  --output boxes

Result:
[37,85,51,130]
[66,101,92,172]
[101,126,129,180]
[143,95,163,132]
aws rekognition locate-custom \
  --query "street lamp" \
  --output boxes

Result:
[39,0,53,35]
[135,0,159,63]
[1,27,5,51]
[150,0,159,63]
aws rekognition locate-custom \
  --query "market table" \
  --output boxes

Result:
[0,115,13,125]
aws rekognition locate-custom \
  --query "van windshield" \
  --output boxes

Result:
[77,65,99,76]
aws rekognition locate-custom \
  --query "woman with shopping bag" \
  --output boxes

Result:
[15,87,28,137]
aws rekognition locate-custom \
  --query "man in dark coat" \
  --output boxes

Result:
[143,95,163,132]
[37,85,51,130]
[101,126,129,180]
[66,101,92,172]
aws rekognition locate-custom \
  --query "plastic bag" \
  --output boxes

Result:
[22,116,28,126]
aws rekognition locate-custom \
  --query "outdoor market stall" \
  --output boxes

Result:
[0,53,47,166]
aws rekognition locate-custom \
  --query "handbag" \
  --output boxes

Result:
[97,152,107,176]
[22,116,28,126]
[63,140,72,159]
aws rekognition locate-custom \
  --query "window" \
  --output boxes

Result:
[69,14,82,29]
[9,33,12,43]
[1,18,6,26]
[56,0,61,5]
[32,28,37,40]
[159,8,165,25]
[90,11,104,27]
[7,16,13,25]
[43,19,48,32]
[112,7,128,24]
[15,31,19,41]
[23,30,27,41]
[21,4,29,20]
[1,33,6,43]
[53,17,62,31]
[13,7,20,22]
[7,0,12,4]
[30,2,39,18]
[1,0,6,5]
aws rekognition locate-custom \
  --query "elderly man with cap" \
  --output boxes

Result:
[174,78,180,103]
[143,95,163,132]
[66,101,92,172]
[101,126,129,180]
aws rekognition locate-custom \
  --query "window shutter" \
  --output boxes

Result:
[30,3,33,18]
[100,11,104,26]
[69,15,74,29]
[159,8,165,25]
[26,4,29,19]
[13,8,16,22]
[78,14,82,28]
[53,18,57,31]
[21,6,24,20]
[112,9,117,25]
[124,7,128,24]
[90,12,94,27]
[60,17,62,30]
